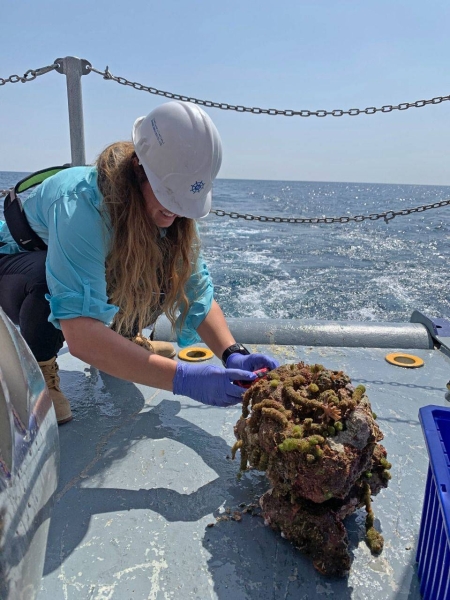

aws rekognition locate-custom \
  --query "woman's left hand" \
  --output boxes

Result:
[225,352,279,372]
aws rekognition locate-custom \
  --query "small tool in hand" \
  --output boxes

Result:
[234,368,269,389]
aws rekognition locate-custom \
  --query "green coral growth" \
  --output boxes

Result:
[307,435,325,446]
[239,447,248,472]
[253,399,288,413]
[352,385,366,403]
[282,386,323,412]
[308,383,320,394]
[262,407,289,427]
[231,439,243,460]
[278,434,324,454]
[279,438,310,453]
[291,425,304,438]
[319,390,339,404]
[363,482,384,554]
[380,458,392,470]
[366,527,384,554]
[314,447,324,459]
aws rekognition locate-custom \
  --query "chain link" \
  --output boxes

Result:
[89,64,450,118]
[210,199,450,224]
[0,62,59,86]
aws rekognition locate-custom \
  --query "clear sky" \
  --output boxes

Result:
[2,0,450,185]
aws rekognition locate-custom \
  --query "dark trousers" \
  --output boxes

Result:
[0,251,64,362]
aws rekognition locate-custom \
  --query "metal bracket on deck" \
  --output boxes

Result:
[410,310,450,357]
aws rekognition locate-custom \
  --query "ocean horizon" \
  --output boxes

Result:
[3,170,450,188]
[2,171,450,323]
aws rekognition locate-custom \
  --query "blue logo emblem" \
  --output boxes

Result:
[191,181,205,194]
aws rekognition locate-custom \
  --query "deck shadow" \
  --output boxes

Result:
[43,368,245,575]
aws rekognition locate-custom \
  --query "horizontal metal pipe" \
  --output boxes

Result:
[153,317,434,349]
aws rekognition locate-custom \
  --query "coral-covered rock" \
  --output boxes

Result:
[233,362,391,577]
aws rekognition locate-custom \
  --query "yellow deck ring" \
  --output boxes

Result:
[385,353,424,368]
[178,347,214,362]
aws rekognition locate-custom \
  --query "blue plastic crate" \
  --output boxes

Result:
[417,406,450,600]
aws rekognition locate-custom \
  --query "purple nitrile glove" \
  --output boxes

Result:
[173,362,257,407]
[225,352,279,372]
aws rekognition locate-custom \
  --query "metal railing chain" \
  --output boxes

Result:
[1,58,449,226]
[0,62,59,86]
[89,64,450,118]
[210,198,450,224]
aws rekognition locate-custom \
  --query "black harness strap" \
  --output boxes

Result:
[4,189,48,251]
[3,165,70,252]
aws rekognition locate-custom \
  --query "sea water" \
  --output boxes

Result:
[1,172,449,322]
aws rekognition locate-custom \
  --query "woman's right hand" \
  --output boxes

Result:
[172,362,257,407]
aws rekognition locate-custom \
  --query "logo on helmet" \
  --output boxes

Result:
[191,181,205,194]
[151,118,165,146]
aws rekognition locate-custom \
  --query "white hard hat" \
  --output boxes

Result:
[132,101,223,219]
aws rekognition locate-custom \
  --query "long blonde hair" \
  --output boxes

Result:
[97,141,201,337]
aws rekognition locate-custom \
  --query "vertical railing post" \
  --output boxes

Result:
[54,57,91,166]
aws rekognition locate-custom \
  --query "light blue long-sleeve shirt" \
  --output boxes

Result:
[0,167,213,347]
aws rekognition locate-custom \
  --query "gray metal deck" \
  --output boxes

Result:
[38,325,450,600]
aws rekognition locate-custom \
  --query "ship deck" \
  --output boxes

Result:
[39,319,450,599]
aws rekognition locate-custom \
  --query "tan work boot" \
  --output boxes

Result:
[38,357,73,425]
[131,334,176,358]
